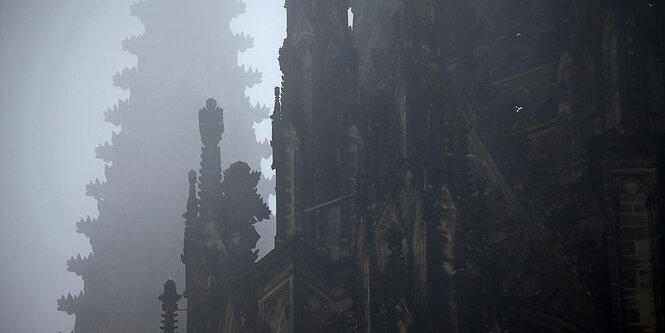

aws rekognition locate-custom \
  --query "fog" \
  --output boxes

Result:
[0,1,284,332]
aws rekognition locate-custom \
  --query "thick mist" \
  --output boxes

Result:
[0,1,284,332]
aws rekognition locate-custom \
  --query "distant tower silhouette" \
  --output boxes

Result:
[59,1,273,332]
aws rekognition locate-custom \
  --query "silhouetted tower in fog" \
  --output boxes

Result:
[182,99,269,333]
[159,280,182,333]
[59,1,272,332]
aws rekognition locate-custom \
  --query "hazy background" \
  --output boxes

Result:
[0,1,284,332]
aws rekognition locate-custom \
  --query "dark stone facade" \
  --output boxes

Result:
[181,1,664,332]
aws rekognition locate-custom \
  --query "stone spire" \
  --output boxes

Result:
[197,98,224,215]
[158,280,181,333]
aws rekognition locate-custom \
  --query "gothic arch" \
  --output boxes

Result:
[375,204,403,246]
[259,280,291,333]
[293,8,314,57]
[374,204,404,275]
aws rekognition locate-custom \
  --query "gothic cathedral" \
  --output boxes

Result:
[176,1,665,332]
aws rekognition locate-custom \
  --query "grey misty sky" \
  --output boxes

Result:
[0,1,284,332]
